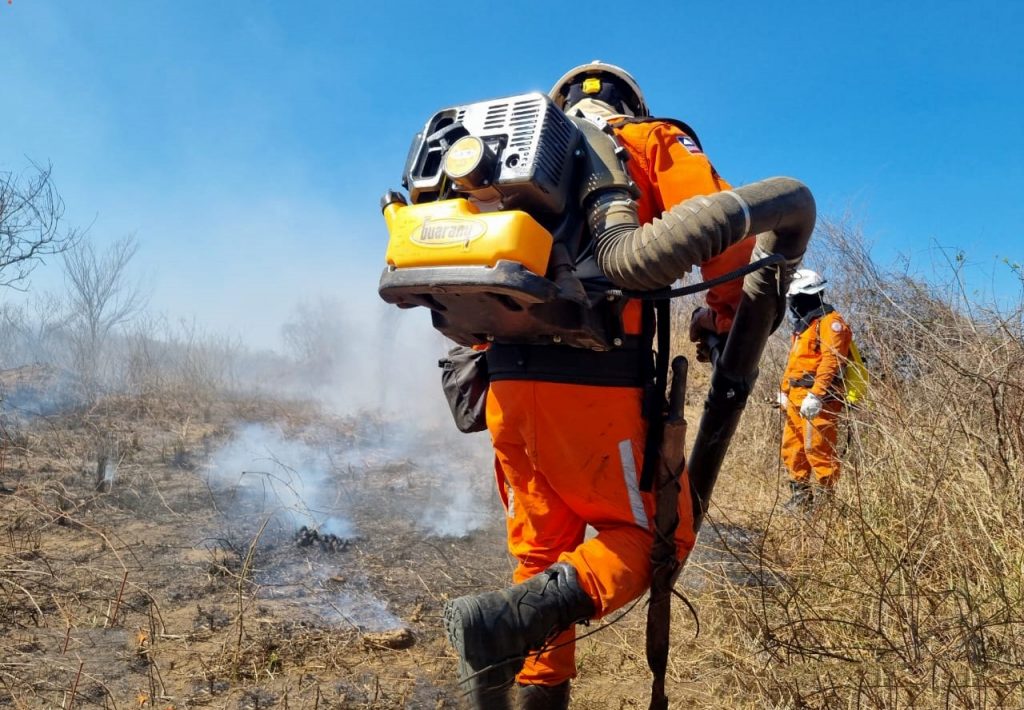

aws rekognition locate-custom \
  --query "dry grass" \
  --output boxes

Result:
[581,222,1024,709]
[1,222,1022,708]
[0,387,502,708]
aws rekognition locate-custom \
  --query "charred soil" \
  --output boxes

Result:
[0,392,515,709]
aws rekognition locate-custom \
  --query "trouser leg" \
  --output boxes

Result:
[805,401,843,487]
[782,400,813,482]
[483,380,698,687]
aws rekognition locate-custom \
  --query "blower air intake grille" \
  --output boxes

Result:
[483,103,510,130]
[403,92,581,216]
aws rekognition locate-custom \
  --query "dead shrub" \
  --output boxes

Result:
[667,219,1024,708]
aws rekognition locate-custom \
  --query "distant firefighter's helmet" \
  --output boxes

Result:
[787,268,827,297]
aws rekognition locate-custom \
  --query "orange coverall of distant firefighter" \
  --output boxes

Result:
[780,310,852,487]
[485,119,755,685]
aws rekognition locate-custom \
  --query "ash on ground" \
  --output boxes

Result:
[295,525,350,553]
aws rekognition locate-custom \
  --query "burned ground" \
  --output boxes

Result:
[0,393,516,708]
[0,385,777,710]
[5,304,1021,710]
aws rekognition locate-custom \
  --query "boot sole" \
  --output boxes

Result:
[443,597,480,679]
[444,596,518,708]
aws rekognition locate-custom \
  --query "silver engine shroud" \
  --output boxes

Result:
[402,92,581,217]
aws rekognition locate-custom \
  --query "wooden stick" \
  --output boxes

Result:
[64,661,84,709]
[107,570,129,627]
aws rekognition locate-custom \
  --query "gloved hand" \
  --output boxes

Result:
[799,393,823,419]
[775,391,789,409]
[688,307,718,363]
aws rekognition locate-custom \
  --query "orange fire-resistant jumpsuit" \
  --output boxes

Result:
[780,309,852,487]
[485,118,755,685]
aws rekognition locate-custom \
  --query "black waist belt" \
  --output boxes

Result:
[486,342,649,387]
[788,374,816,388]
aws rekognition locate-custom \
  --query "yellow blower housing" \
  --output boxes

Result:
[378,92,628,350]
[383,198,552,277]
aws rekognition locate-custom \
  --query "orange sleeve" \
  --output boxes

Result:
[811,313,852,399]
[644,124,755,333]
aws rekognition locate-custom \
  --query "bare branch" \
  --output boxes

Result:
[0,162,81,288]
[63,235,147,400]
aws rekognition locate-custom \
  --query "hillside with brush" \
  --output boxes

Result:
[0,210,1021,707]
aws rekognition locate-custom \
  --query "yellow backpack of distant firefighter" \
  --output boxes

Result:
[843,340,870,406]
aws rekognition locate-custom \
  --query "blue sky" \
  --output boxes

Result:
[1,0,1021,346]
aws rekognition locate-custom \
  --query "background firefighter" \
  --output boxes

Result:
[777,268,853,510]
[443,61,756,709]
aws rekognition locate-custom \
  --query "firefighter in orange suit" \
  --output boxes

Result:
[443,62,756,710]
[777,268,852,510]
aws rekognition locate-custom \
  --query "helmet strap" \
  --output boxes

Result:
[568,97,633,119]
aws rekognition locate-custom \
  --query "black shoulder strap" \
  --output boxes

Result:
[639,298,670,492]
[611,116,704,152]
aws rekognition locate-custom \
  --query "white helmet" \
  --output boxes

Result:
[787,268,827,296]
[549,61,649,117]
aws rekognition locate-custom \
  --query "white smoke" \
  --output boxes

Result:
[205,423,356,539]
[263,295,499,538]
[102,458,117,487]
[324,585,404,632]
[414,429,494,538]
[204,417,496,541]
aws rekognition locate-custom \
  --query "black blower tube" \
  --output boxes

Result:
[586,174,816,530]
[589,177,815,291]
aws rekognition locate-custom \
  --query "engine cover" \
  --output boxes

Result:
[402,93,581,219]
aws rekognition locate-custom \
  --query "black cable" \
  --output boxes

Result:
[607,253,786,301]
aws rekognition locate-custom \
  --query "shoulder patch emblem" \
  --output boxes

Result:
[677,135,703,154]
[831,321,843,332]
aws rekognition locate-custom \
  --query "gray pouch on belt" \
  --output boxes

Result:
[439,345,489,433]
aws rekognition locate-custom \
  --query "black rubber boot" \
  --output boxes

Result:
[783,480,813,512]
[444,563,594,710]
[516,680,571,709]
